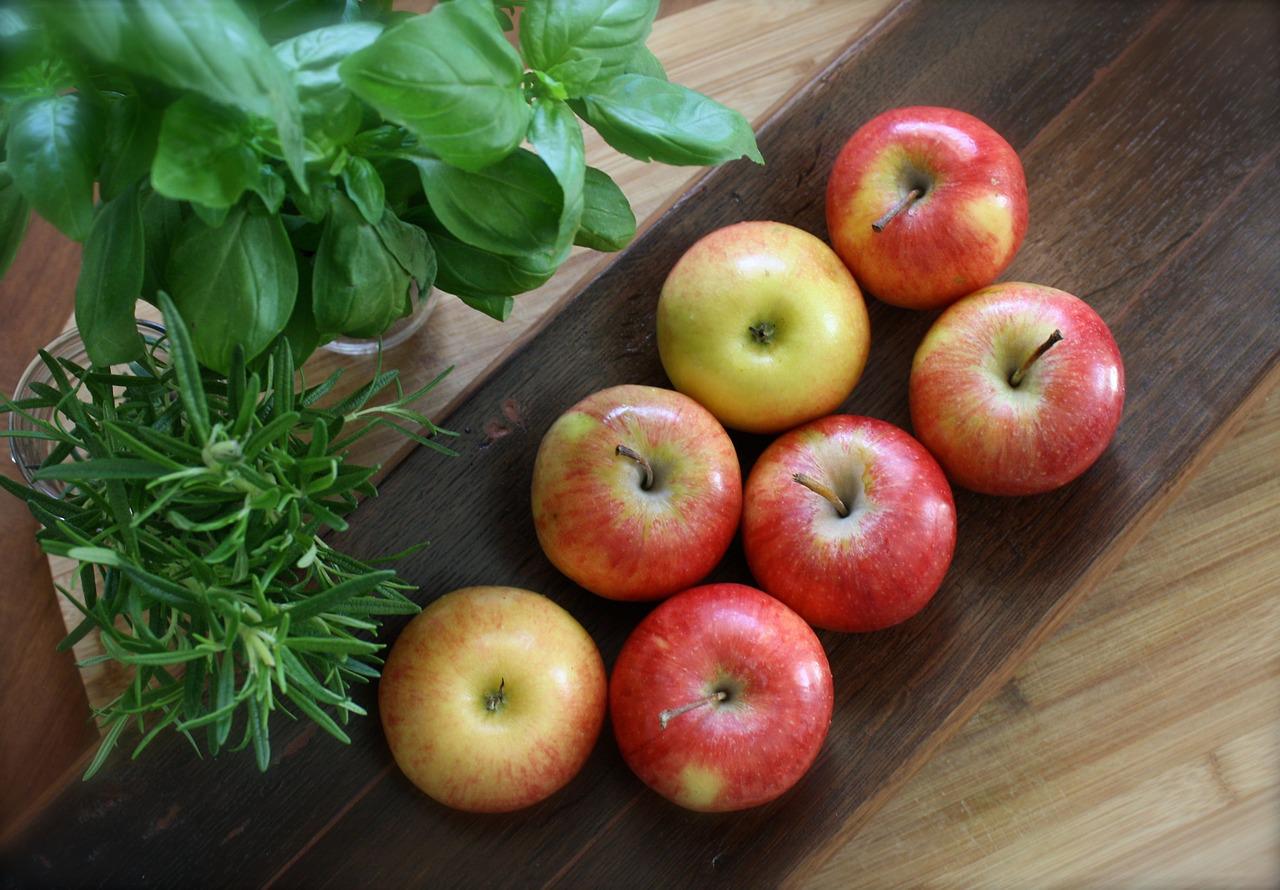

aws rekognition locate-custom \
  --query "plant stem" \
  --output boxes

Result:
[792,473,850,518]
[616,444,654,490]
[872,188,923,232]
[1009,329,1064,387]
[659,690,727,730]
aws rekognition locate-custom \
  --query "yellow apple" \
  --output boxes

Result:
[379,586,606,813]
[656,221,870,434]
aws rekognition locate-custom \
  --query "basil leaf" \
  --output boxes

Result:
[575,166,635,251]
[76,185,145,366]
[579,74,763,166]
[312,192,409,337]
[281,255,321,362]
[273,21,383,117]
[0,162,30,278]
[456,292,513,322]
[99,94,160,202]
[414,148,561,256]
[139,191,185,301]
[59,0,306,184]
[252,0,363,45]
[339,0,529,172]
[152,96,257,209]
[373,209,434,289]
[5,94,101,241]
[340,156,384,226]
[621,45,666,81]
[429,227,556,298]
[190,202,230,229]
[528,100,585,255]
[166,207,298,372]
[252,165,287,215]
[520,0,658,84]
[544,57,603,98]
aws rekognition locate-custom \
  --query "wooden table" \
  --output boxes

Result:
[2,1,1276,885]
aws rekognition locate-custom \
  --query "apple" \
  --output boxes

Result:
[656,220,870,434]
[610,583,833,812]
[909,282,1125,495]
[826,106,1028,310]
[379,586,607,813]
[532,384,741,601]
[743,415,956,632]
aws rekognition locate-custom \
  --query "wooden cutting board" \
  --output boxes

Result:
[4,0,1278,886]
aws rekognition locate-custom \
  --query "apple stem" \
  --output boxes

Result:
[792,473,851,518]
[872,187,923,232]
[615,444,654,491]
[486,677,506,712]
[1009,329,1064,387]
[659,690,727,731]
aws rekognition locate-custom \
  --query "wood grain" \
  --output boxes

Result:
[810,389,1280,889]
[7,1,1278,887]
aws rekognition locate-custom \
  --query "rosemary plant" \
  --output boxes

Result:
[0,293,453,777]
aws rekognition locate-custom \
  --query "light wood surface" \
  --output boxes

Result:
[6,0,1276,884]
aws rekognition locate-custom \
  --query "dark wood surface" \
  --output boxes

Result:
[6,0,1280,886]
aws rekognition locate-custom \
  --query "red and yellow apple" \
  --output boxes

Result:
[379,586,606,813]
[743,415,956,632]
[826,106,1028,310]
[909,282,1125,495]
[656,221,870,434]
[610,583,833,812]
[531,384,741,601]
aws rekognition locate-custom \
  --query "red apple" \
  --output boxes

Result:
[743,416,956,632]
[531,384,741,601]
[826,106,1028,310]
[909,282,1125,495]
[610,583,833,812]
[379,586,606,813]
[657,220,870,434]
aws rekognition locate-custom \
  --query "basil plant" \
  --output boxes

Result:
[0,0,762,373]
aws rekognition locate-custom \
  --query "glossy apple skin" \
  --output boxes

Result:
[610,583,833,812]
[909,282,1125,495]
[379,586,606,813]
[532,384,741,601]
[657,221,870,434]
[826,106,1028,310]
[743,416,956,632]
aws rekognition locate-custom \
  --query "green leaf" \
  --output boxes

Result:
[152,96,258,209]
[520,0,658,84]
[340,156,384,226]
[273,21,383,118]
[252,165,287,215]
[428,226,556,298]
[529,99,585,254]
[139,192,185,302]
[159,292,210,442]
[98,93,160,202]
[283,685,351,744]
[339,0,529,171]
[166,208,299,373]
[544,57,604,98]
[575,166,635,251]
[414,149,561,256]
[456,292,513,321]
[0,162,31,278]
[373,209,434,288]
[284,570,396,623]
[190,202,230,229]
[620,44,666,81]
[5,94,101,241]
[34,459,169,482]
[579,74,763,166]
[59,0,306,184]
[76,184,145,366]
[312,193,409,337]
[281,258,321,363]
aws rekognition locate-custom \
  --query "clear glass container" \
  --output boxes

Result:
[9,320,166,498]
[322,285,438,356]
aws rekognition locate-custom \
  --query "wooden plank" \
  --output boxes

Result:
[6,1,1280,887]
[810,392,1279,888]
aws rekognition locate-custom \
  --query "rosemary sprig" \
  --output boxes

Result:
[0,293,455,777]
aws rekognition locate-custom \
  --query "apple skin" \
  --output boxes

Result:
[532,384,741,601]
[610,583,834,812]
[378,586,607,813]
[657,220,870,434]
[743,416,956,632]
[909,282,1126,496]
[826,106,1028,310]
